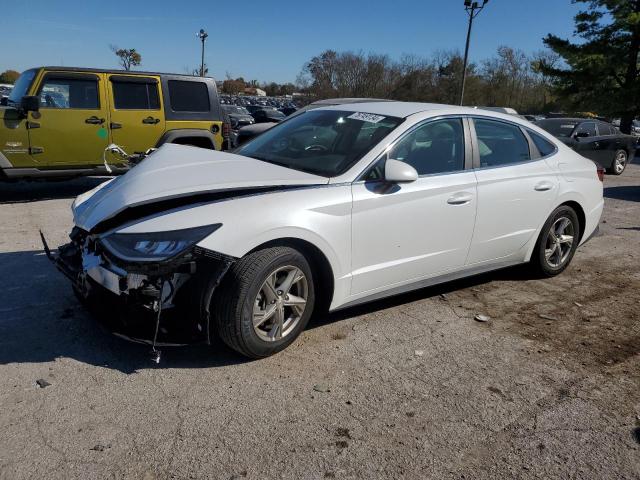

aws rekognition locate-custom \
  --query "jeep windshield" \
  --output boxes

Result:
[7,68,37,106]
[235,109,403,177]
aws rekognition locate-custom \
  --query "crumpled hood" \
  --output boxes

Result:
[73,143,328,231]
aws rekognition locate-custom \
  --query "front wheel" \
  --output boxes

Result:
[530,206,580,277]
[213,246,315,358]
[608,149,628,175]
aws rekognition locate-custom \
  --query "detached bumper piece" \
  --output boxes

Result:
[40,229,234,363]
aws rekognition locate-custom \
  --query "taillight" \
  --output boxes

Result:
[596,165,605,182]
[222,122,230,139]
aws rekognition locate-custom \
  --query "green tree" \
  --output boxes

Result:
[110,45,142,71]
[541,0,640,133]
[0,70,20,84]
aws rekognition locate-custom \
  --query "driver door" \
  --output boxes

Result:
[27,72,110,167]
[572,121,608,164]
[350,117,477,296]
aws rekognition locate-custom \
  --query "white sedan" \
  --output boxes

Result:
[47,102,604,359]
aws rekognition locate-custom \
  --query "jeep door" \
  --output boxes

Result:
[27,71,110,167]
[106,75,165,156]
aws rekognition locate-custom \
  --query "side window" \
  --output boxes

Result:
[112,79,160,110]
[597,123,609,136]
[39,76,99,109]
[168,80,210,112]
[388,118,465,176]
[474,118,530,168]
[607,124,618,135]
[575,122,596,137]
[528,130,557,157]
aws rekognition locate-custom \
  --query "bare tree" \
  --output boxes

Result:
[110,45,142,71]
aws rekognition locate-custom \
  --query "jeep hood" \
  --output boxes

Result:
[73,143,328,231]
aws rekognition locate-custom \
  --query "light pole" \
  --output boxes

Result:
[459,0,488,106]
[197,28,208,77]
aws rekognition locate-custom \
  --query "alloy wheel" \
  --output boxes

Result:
[544,217,575,268]
[614,151,627,174]
[252,265,308,342]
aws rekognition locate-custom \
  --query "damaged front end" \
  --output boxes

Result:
[41,225,234,363]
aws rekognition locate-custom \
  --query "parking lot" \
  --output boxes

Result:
[0,164,638,479]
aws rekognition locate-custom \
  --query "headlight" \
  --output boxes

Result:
[101,224,221,262]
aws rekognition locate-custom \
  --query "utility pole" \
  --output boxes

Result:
[197,28,208,77]
[459,0,489,106]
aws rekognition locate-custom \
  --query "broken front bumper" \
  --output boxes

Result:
[41,229,234,347]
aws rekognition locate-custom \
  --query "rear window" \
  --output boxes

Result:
[528,130,557,157]
[537,120,578,138]
[112,80,160,110]
[474,118,531,167]
[168,80,210,112]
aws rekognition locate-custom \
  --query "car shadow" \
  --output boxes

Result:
[604,185,640,203]
[0,250,247,374]
[0,176,111,204]
[0,248,535,374]
[310,265,532,329]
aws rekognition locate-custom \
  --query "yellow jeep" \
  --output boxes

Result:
[0,67,227,180]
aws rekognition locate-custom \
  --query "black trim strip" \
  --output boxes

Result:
[110,75,158,84]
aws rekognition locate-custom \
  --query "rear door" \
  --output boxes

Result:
[106,74,165,156]
[28,71,110,166]
[467,117,558,265]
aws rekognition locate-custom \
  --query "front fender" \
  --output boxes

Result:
[115,185,354,306]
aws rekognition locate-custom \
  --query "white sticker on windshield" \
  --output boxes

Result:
[560,124,575,129]
[347,112,386,124]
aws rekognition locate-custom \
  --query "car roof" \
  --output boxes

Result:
[310,97,394,106]
[317,101,503,119]
[538,118,594,123]
[39,66,214,80]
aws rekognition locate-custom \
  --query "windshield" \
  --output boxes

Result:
[7,69,37,105]
[235,109,403,177]
[537,120,578,137]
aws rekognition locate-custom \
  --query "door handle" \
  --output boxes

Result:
[447,193,473,205]
[534,181,554,192]
[593,141,600,148]
[110,122,122,129]
[85,116,105,125]
[142,116,160,125]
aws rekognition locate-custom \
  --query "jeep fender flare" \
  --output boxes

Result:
[156,129,217,150]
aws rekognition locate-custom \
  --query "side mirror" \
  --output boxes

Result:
[385,159,418,183]
[20,95,40,113]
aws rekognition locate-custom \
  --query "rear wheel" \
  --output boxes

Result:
[608,149,628,175]
[530,206,580,277]
[213,247,315,358]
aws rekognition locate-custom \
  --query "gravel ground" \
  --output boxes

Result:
[0,164,638,480]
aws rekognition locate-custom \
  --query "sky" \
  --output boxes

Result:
[0,0,582,84]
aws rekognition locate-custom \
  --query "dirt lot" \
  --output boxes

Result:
[0,164,639,480]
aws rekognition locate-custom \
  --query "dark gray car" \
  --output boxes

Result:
[536,118,637,175]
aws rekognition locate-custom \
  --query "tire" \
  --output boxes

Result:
[213,246,315,358]
[530,205,580,277]
[607,149,628,175]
